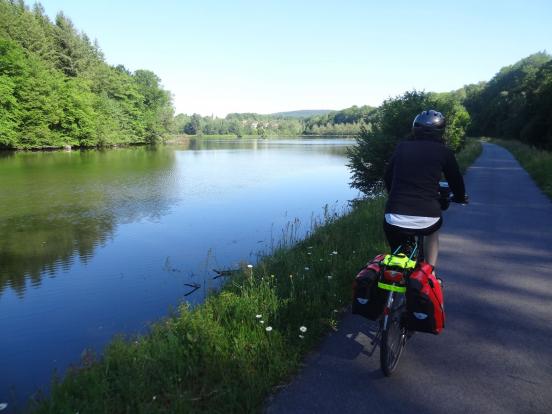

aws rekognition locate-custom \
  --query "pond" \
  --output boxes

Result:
[0,137,359,405]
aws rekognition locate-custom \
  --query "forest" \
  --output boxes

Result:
[0,0,174,149]
[461,52,552,150]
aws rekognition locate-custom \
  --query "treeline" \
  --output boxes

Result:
[174,105,376,137]
[460,52,552,150]
[173,113,303,137]
[0,0,173,150]
[176,53,552,147]
[303,105,375,136]
[2,0,549,151]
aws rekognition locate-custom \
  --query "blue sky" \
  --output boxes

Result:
[36,0,552,116]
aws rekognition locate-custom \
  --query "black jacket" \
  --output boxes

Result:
[384,137,466,218]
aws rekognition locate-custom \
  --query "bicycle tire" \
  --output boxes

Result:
[380,295,407,376]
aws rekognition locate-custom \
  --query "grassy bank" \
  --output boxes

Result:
[457,138,483,174]
[493,139,552,199]
[30,140,482,414]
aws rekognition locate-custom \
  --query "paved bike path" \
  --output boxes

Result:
[266,143,552,414]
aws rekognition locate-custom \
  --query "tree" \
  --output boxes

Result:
[463,52,552,147]
[0,39,25,148]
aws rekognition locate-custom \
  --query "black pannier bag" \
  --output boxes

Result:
[352,254,387,320]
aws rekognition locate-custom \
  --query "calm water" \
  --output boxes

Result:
[0,138,358,405]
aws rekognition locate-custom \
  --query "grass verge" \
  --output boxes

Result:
[456,138,483,174]
[492,139,552,199]
[29,140,482,414]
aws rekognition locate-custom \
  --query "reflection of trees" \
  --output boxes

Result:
[185,137,353,157]
[0,147,176,297]
[0,210,115,296]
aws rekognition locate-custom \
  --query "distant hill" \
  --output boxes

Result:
[271,110,334,118]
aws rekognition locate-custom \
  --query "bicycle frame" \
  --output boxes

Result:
[378,235,424,376]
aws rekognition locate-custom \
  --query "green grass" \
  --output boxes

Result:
[456,138,483,174]
[493,139,552,199]
[29,141,481,414]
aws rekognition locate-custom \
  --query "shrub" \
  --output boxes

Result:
[347,90,470,195]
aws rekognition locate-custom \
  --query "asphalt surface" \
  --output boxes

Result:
[266,143,552,414]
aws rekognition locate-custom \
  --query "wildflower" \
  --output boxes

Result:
[327,275,333,280]
[304,267,310,271]
[260,320,264,324]
[152,396,157,401]
[256,314,262,319]
[352,250,356,254]
[307,252,312,255]
[332,251,338,255]
[271,274,275,278]
[289,274,293,279]
[299,326,307,333]
[247,264,253,268]
[319,259,323,262]
[307,246,313,249]
[265,326,273,332]
[299,335,305,339]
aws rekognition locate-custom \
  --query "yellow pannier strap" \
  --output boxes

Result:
[382,254,416,269]
[378,282,407,293]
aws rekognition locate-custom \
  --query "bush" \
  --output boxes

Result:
[347,90,470,195]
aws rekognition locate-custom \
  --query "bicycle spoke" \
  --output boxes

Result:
[380,294,407,376]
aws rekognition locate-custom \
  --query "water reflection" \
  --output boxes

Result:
[0,147,176,297]
[0,209,114,296]
[183,136,352,156]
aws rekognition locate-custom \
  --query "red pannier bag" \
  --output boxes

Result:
[352,254,387,320]
[405,262,445,334]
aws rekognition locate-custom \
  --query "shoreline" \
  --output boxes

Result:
[0,135,358,153]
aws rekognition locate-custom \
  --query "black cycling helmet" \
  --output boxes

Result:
[412,109,446,140]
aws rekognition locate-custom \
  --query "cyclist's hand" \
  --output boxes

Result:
[452,194,469,205]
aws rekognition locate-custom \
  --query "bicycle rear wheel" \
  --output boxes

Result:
[380,295,407,376]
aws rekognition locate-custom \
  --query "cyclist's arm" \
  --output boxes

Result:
[443,150,466,202]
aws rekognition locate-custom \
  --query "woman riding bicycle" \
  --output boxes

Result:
[383,109,468,268]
